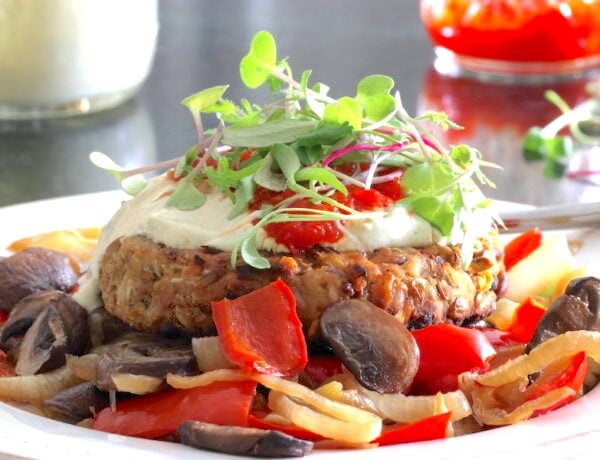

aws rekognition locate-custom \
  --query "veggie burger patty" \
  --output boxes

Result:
[98,232,504,337]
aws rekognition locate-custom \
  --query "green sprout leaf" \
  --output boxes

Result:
[408,196,457,236]
[181,85,230,113]
[253,154,287,191]
[204,156,266,193]
[89,151,147,196]
[522,127,546,161]
[270,143,301,183]
[166,179,207,211]
[401,162,456,195]
[400,162,462,235]
[240,31,277,89]
[228,176,255,219]
[295,167,347,194]
[419,111,463,130]
[296,123,354,148]
[543,158,569,179]
[544,136,574,160]
[239,233,270,269]
[450,145,476,167]
[120,176,148,196]
[222,119,317,147]
[323,97,362,130]
[355,75,396,121]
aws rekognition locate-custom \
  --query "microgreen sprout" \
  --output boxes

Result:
[522,86,600,179]
[93,31,495,269]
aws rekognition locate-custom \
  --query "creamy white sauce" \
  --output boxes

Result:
[74,174,493,309]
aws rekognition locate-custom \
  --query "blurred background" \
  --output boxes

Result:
[0,0,599,207]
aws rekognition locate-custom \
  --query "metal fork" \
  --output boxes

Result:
[498,201,600,233]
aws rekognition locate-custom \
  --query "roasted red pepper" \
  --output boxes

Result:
[248,412,323,441]
[411,323,496,394]
[505,297,546,344]
[301,356,344,388]
[503,227,542,271]
[92,380,257,439]
[526,351,588,417]
[478,327,522,349]
[212,279,308,377]
[375,412,451,446]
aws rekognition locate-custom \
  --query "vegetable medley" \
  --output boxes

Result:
[1,224,598,457]
[0,32,599,458]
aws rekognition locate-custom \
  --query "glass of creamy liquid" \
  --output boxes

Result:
[0,0,158,119]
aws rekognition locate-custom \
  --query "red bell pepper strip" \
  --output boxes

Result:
[211,279,308,377]
[478,327,522,349]
[526,351,588,417]
[410,323,496,394]
[375,412,451,446]
[503,227,542,271]
[301,356,344,388]
[92,380,257,439]
[505,297,546,343]
[248,411,323,441]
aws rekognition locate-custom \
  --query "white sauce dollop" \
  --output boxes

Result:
[74,174,493,309]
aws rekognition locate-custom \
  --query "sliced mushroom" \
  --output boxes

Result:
[88,307,135,347]
[0,247,77,313]
[15,293,90,376]
[95,333,197,392]
[527,276,600,352]
[177,421,313,457]
[0,290,66,357]
[43,381,110,422]
[319,299,419,394]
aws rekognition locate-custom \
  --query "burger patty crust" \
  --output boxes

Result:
[98,234,504,337]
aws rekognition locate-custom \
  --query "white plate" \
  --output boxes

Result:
[0,192,600,460]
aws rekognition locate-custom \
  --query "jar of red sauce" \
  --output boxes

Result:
[420,0,600,81]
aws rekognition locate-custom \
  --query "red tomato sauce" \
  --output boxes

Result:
[420,0,600,62]
[250,177,404,251]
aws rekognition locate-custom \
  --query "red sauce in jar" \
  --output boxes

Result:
[250,176,404,251]
[420,0,600,62]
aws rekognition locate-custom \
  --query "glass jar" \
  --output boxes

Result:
[420,0,600,81]
[0,0,158,119]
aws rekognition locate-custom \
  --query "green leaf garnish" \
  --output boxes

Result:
[89,151,147,196]
[239,31,277,89]
[355,75,396,121]
[204,156,266,195]
[238,234,270,269]
[296,123,354,148]
[522,86,600,178]
[253,154,287,192]
[165,179,207,211]
[408,196,457,236]
[181,85,230,113]
[92,31,497,270]
[228,176,256,219]
[323,97,362,129]
[419,111,463,131]
[522,127,546,161]
[270,143,301,182]
[222,119,317,147]
[294,167,347,194]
